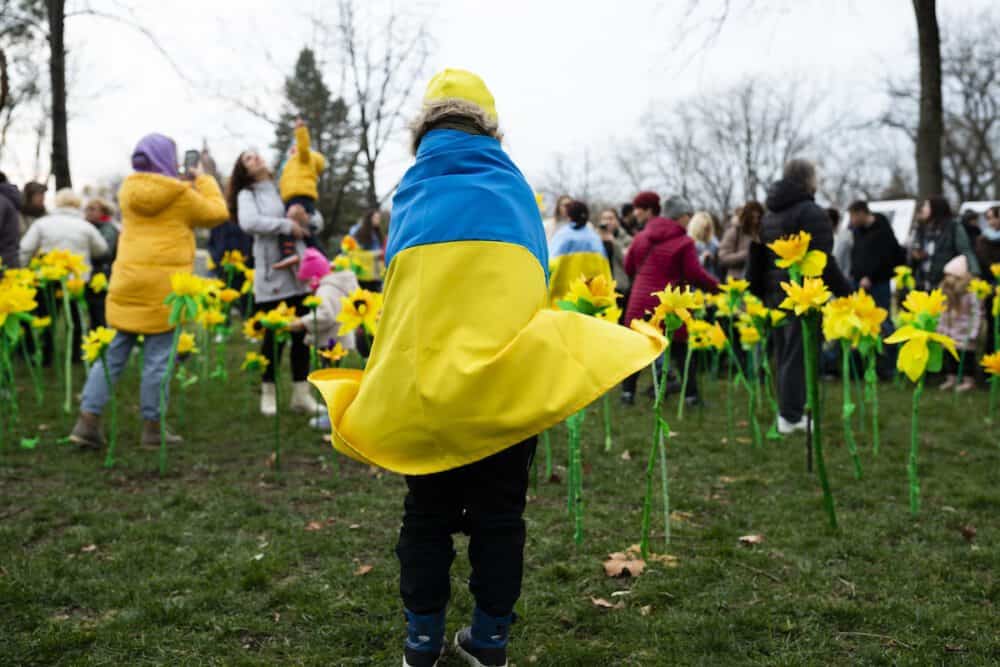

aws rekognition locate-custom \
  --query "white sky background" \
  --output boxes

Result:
[4,0,996,207]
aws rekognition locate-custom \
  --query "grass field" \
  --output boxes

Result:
[1,342,999,666]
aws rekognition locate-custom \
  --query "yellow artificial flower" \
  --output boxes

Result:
[629,318,668,345]
[650,285,699,328]
[65,277,86,299]
[303,295,323,309]
[31,316,52,329]
[849,290,888,339]
[744,294,767,320]
[779,277,831,315]
[337,289,382,336]
[768,309,787,327]
[176,332,199,355]
[260,303,295,330]
[737,323,761,346]
[595,304,622,323]
[341,236,360,253]
[902,289,947,317]
[821,296,861,342]
[0,281,38,327]
[88,272,108,293]
[566,274,617,310]
[241,270,255,294]
[893,265,916,290]
[80,327,116,362]
[40,248,88,281]
[991,263,1000,279]
[706,321,728,350]
[241,351,270,373]
[197,308,226,328]
[332,255,353,272]
[206,257,216,271]
[170,272,203,297]
[721,277,750,296]
[981,351,1000,376]
[3,268,37,288]
[319,343,349,363]
[218,288,240,304]
[969,279,992,300]
[768,231,827,277]
[221,250,247,271]
[243,313,264,342]
[884,325,958,382]
[712,292,734,317]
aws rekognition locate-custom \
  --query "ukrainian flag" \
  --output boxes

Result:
[310,129,665,475]
[548,222,614,304]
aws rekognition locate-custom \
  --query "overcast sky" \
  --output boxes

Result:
[4,0,996,206]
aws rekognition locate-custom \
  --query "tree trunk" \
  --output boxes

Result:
[48,0,71,189]
[912,0,942,199]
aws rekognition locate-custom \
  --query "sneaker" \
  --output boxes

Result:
[453,608,512,667]
[956,379,976,393]
[684,395,703,408]
[403,609,445,667]
[939,376,956,391]
[620,391,635,406]
[777,415,809,435]
[272,255,300,270]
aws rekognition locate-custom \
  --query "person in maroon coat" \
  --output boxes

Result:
[621,192,719,405]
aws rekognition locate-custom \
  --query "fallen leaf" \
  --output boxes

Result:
[739,534,765,546]
[38,423,50,431]
[253,553,264,561]
[610,590,632,597]
[958,450,967,457]
[718,476,737,484]
[354,564,373,576]
[960,525,977,542]
[670,510,694,523]
[603,552,646,578]
[266,453,277,468]
[81,544,97,553]
[735,437,752,445]
[349,524,361,530]
[738,420,749,427]
[945,644,966,653]
[648,553,680,568]
[590,596,624,610]
[620,450,631,461]
[547,473,562,484]
[640,605,652,616]
[304,521,323,532]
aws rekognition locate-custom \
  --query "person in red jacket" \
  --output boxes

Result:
[621,192,719,405]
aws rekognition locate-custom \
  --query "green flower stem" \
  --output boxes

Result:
[761,333,782,440]
[865,351,880,457]
[273,333,282,472]
[746,346,762,448]
[19,335,43,405]
[909,377,925,515]
[802,316,837,529]
[841,341,862,480]
[725,319,736,444]
[602,393,613,452]
[641,350,672,558]
[44,285,61,386]
[101,353,118,468]
[676,344,694,420]
[61,282,74,415]
[567,409,586,545]
[158,328,182,476]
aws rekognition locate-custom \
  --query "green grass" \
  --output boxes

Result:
[1,343,999,666]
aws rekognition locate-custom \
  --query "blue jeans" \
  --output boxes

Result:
[80,330,175,421]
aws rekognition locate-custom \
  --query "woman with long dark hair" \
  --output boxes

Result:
[909,195,981,290]
[229,150,323,417]
[348,208,386,291]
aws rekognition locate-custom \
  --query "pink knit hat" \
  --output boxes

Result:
[297,248,330,290]
[943,254,968,277]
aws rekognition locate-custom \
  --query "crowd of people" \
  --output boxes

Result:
[3,65,1000,667]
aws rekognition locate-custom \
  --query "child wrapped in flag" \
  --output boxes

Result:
[309,69,665,667]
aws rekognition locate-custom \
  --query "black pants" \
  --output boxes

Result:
[257,294,310,382]
[622,340,697,399]
[773,316,813,422]
[943,349,975,377]
[277,196,316,259]
[397,438,537,617]
[85,287,107,330]
[32,285,84,367]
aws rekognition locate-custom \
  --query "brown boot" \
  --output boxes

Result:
[141,420,183,448]
[68,412,105,450]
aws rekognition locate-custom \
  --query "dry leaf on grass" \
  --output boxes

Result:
[739,534,765,546]
[648,553,680,567]
[620,450,631,461]
[603,552,646,578]
[960,525,977,542]
[354,564,374,576]
[590,597,624,610]
[266,452,277,468]
[304,521,323,532]
[80,544,97,553]
[640,605,652,616]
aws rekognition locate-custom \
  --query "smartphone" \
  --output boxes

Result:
[183,149,200,172]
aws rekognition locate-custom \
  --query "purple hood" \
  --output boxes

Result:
[131,133,178,177]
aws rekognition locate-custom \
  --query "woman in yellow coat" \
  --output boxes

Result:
[309,69,665,667]
[69,134,228,449]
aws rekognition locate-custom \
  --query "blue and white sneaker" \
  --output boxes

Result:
[453,608,513,667]
[403,609,445,667]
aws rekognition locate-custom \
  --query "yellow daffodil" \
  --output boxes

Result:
[260,303,295,331]
[768,231,827,277]
[218,288,240,304]
[303,295,323,309]
[629,318,668,345]
[565,274,617,311]
[241,351,270,373]
[0,281,38,327]
[744,295,767,320]
[31,316,52,329]
[720,277,750,296]
[650,285,699,329]
[88,272,108,293]
[332,255,353,272]
[80,327,116,362]
[39,248,88,281]
[991,263,1000,279]
[737,323,761,346]
[221,250,247,271]
[779,277,831,315]
[981,351,1000,376]
[241,269,255,294]
[197,308,226,328]
[176,332,199,356]
[712,292,734,317]
[821,297,860,342]
[243,313,264,342]
[337,289,382,336]
[849,290,888,339]
[341,236,360,253]
[66,277,86,299]
[170,272,203,297]
[595,304,622,323]
[3,268,36,288]
[884,325,958,382]
[893,265,916,290]
[969,279,992,300]
[902,289,947,318]
[319,343,348,363]
[768,309,786,327]
[206,257,216,271]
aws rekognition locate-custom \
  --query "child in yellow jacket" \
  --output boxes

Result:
[274,118,327,269]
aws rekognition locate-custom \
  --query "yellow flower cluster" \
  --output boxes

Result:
[33,249,88,283]
[779,277,831,315]
[649,285,699,332]
[303,295,323,309]
[176,332,199,356]
[688,319,727,351]
[89,272,108,293]
[0,271,39,328]
[241,351,270,373]
[885,288,957,382]
[821,291,888,346]
[968,279,992,301]
[81,327,116,362]
[260,302,297,331]
[221,250,248,272]
[893,265,916,290]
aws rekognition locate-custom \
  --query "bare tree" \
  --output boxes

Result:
[326,0,431,209]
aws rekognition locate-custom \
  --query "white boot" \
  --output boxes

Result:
[260,382,277,417]
[777,415,809,435]
[289,381,323,414]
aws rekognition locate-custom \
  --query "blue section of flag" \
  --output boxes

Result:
[548,223,605,258]
[387,130,549,281]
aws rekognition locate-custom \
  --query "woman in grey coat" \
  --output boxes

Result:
[229,150,324,416]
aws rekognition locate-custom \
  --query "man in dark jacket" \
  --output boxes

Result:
[758,159,851,434]
[848,200,905,378]
[0,172,24,272]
